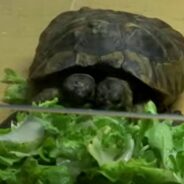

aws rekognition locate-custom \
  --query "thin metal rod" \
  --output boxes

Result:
[0,103,183,122]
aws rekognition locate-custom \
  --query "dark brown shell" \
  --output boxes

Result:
[29,7,184,107]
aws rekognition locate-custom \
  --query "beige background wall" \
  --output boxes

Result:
[0,0,184,118]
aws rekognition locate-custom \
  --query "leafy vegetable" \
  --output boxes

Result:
[1,68,26,84]
[0,116,45,167]
[1,68,28,104]
[0,69,184,183]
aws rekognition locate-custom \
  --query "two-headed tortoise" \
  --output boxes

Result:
[27,7,184,112]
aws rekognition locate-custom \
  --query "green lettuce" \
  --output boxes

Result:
[0,69,184,184]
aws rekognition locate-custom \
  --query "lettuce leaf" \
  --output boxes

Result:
[1,69,184,184]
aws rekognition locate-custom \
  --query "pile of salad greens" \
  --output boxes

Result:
[0,69,184,184]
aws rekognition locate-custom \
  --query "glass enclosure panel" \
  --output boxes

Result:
[0,1,184,183]
[1,0,184,120]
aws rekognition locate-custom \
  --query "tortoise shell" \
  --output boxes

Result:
[28,7,184,111]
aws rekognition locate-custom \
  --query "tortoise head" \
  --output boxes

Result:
[74,19,122,55]
[96,77,133,110]
[61,74,133,110]
[61,73,96,106]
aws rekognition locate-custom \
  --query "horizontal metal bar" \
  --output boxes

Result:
[0,103,183,122]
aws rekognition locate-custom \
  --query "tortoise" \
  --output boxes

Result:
[27,7,184,112]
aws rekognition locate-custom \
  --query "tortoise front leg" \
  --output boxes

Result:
[32,88,60,103]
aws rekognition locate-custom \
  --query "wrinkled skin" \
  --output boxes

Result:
[96,77,133,110]
[62,74,95,106]
[33,73,134,110]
